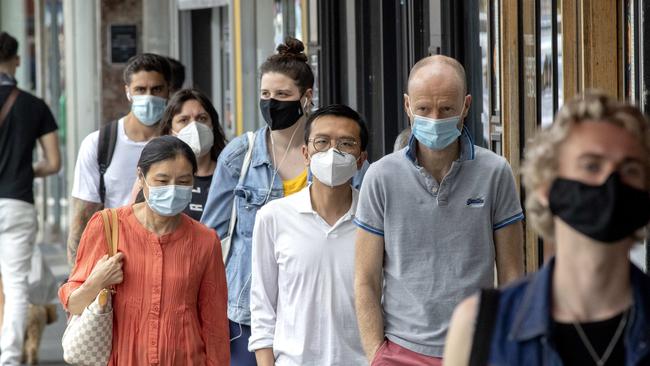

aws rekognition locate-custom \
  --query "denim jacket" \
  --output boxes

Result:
[201,126,367,325]
[489,257,650,365]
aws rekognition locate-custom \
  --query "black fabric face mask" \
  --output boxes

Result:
[259,98,304,131]
[549,173,650,243]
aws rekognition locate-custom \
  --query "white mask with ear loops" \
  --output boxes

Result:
[176,122,214,157]
[310,148,358,187]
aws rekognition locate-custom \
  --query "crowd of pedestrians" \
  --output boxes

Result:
[0,28,649,366]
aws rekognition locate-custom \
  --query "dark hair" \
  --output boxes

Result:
[166,57,186,92]
[138,136,198,176]
[158,88,227,161]
[0,32,18,63]
[135,136,197,203]
[123,53,172,85]
[260,37,314,93]
[304,104,369,151]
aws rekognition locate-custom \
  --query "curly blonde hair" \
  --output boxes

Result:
[522,91,650,241]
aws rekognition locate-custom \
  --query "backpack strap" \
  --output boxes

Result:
[469,288,501,366]
[0,87,19,129]
[97,120,119,204]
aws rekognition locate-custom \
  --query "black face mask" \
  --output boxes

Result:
[549,173,650,243]
[259,98,304,131]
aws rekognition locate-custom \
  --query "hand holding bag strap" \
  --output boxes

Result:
[0,87,19,129]
[62,212,116,365]
[221,131,256,262]
[468,288,501,366]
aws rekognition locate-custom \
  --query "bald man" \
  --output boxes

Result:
[353,55,524,365]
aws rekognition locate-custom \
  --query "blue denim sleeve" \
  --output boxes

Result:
[201,136,248,239]
[351,159,370,190]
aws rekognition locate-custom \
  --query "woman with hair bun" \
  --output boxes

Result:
[201,36,312,365]
[202,37,365,365]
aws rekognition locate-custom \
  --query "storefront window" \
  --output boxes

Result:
[479,0,490,143]
[490,0,500,117]
[220,7,233,134]
[274,0,284,46]
[478,0,503,153]
[557,0,563,107]
[294,0,303,41]
[624,0,639,103]
[539,0,554,127]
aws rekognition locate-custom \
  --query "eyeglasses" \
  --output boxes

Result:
[309,137,360,154]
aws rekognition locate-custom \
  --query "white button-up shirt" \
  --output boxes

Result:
[248,185,366,366]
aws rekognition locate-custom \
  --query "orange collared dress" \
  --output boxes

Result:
[59,206,230,365]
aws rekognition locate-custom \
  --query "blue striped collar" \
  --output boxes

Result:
[405,125,476,163]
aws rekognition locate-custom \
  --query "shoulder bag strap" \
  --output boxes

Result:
[100,210,114,257]
[469,288,501,366]
[223,132,256,256]
[99,209,119,305]
[109,208,119,256]
[0,87,19,129]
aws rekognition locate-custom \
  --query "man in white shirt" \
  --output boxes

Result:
[67,53,171,266]
[249,104,369,366]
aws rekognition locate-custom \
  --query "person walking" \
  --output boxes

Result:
[202,36,363,365]
[354,55,524,365]
[248,104,368,365]
[131,88,228,220]
[60,136,230,365]
[444,92,650,366]
[0,31,61,366]
[67,53,171,266]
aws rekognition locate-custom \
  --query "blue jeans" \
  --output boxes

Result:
[229,320,257,366]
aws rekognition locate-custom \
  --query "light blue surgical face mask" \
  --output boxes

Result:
[411,113,462,151]
[142,178,192,217]
[130,94,167,126]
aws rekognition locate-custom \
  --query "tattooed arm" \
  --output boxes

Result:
[67,197,103,267]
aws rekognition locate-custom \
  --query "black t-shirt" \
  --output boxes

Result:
[0,85,58,203]
[553,311,627,365]
[184,175,213,221]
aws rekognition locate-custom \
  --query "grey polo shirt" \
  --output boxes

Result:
[354,127,524,357]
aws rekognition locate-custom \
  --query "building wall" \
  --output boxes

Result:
[99,0,143,123]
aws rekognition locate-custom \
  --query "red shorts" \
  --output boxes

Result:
[371,339,443,366]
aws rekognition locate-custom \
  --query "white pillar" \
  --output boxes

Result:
[63,0,101,193]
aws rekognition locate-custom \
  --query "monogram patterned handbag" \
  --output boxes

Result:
[62,209,119,365]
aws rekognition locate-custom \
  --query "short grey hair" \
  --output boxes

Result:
[407,55,467,96]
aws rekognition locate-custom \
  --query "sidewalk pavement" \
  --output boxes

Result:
[34,241,68,366]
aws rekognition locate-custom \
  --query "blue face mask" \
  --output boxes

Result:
[411,114,462,151]
[130,95,167,126]
[143,179,193,217]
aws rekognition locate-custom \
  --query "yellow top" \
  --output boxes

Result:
[282,169,308,196]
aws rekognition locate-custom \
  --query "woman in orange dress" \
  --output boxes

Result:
[59,136,230,365]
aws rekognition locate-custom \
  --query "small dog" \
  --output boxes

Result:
[22,303,58,365]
